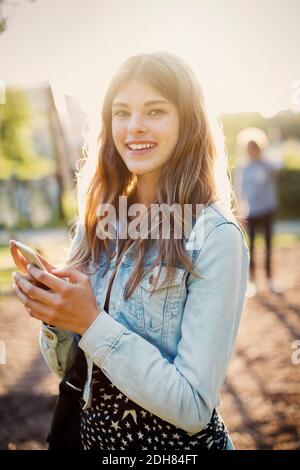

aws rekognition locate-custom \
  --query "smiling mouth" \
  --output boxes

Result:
[125,144,158,154]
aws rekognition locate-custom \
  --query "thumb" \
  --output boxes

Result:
[52,266,83,283]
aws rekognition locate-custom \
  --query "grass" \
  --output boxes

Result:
[0,246,9,257]
[0,267,14,295]
[246,233,300,249]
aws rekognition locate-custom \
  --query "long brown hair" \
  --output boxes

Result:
[66,51,238,299]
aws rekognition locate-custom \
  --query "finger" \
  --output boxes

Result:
[13,280,29,305]
[14,271,37,284]
[15,271,51,290]
[10,239,56,273]
[13,282,52,320]
[27,264,68,292]
[51,266,85,283]
[9,240,28,273]
[35,253,57,272]
[14,272,57,306]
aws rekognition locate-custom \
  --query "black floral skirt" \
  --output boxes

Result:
[80,365,229,450]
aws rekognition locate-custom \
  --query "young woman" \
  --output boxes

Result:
[11,51,249,450]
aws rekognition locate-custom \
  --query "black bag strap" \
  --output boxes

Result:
[46,339,88,450]
[63,340,88,392]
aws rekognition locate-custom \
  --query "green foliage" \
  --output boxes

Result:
[0,88,55,179]
[62,189,77,224]
[0,18,6,33]
[277,169,300,219]
[282,151,300,170]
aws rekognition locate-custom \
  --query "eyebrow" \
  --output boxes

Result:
[112,99,169,108]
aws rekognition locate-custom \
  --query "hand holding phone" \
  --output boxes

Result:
[12,241,49,271]
[9,240,70,290]
[9,240,56,274]
[9,240,59,292]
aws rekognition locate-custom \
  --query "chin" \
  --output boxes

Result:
[125,163,156,175]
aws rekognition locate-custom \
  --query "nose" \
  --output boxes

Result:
[128,113,148,133]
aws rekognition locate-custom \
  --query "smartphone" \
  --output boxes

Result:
[13,241,48,272]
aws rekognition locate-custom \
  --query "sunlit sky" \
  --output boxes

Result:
[1,0,300,119]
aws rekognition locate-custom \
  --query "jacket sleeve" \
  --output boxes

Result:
[78,222,250,434]
[39,220,85,379]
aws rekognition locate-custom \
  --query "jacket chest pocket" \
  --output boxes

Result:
[138,266,187,331]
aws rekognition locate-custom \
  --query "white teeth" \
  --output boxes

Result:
[127,143,156,150]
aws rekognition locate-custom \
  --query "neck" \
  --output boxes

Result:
[135,173,159,207]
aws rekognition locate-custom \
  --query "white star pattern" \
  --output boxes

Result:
[103,393,113,401]
[121,409,138,424]
[80,365,229,450]
[111,420,121,432]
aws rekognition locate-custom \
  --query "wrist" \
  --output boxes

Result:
[80,306,101,336]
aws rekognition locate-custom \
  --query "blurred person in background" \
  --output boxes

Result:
[240,139,283,297]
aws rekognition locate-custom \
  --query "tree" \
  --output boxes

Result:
[0,87,54,178]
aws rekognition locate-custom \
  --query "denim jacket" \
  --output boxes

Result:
[39,201,250,435]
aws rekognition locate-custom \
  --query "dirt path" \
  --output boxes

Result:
[220,243,300,449]
[0,244,299,450]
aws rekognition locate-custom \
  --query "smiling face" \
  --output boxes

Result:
[111,79,180,179]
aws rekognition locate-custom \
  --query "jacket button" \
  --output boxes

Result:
[149,274,154,285]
